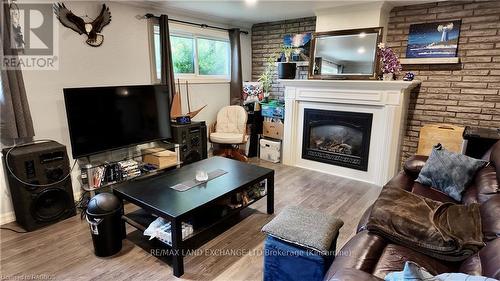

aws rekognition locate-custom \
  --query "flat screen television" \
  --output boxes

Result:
[63,85,171,159]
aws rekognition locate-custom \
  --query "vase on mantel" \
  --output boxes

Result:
[383,73,395,81]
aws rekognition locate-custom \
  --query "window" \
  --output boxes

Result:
[151,24,230,82]
[170,35,195,74]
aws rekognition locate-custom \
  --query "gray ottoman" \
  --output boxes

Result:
[262,206,344,281]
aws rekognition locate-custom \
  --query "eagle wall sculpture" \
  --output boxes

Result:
[53,3,111,47]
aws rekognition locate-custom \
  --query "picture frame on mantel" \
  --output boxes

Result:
[308,27,383,80]
[400,20,462,65]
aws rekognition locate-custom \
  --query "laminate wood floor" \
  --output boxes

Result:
[0,160,381,281]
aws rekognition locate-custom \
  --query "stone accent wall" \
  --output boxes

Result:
[251,17,316,97]
[251,0,500,165]
[388,0,500,162]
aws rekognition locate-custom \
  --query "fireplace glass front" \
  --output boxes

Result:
[302,109,373,171]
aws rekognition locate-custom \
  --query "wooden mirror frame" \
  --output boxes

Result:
[308,27,383,80]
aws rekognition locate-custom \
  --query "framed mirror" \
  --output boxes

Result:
[308,27,383,80]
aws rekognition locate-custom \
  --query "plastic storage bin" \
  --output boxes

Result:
[261,102,285,119]
[260,138,281,163]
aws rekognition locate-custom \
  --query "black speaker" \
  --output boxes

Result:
[170,121,208,165]
[2,141,76,231]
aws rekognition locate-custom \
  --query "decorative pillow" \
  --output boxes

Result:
[416,143,487,202]
[385,261,496,281]
[242,82,264,105]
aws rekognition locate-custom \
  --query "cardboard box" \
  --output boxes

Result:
[142,148,177,169]
[263,121,284,140]
[417,124,465,156]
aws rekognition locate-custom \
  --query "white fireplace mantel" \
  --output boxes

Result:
[279,79,421,186]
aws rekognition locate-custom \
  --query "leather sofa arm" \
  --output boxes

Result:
[480,194,500,242]
[385,171,415,192]
[356,205,373,233]
[403,155,428,179]
[324,268,383,281]
[324,231,387,280]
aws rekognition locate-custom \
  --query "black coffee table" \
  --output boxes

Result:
[113,156,274,277]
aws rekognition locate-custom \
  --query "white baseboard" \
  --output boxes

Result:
[0,211,16,225]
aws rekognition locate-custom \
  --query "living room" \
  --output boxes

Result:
[1,0,499,280]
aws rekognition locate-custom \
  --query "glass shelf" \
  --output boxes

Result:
[77,141,181,192]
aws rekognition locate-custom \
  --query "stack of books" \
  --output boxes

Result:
[117,160,141,179]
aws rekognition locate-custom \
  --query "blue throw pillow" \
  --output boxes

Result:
[416,144,487,202]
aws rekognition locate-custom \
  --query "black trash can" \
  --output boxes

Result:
[86,193,123,257]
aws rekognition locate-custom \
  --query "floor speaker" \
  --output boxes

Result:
[2,141,76,231]
[170,121,208,165]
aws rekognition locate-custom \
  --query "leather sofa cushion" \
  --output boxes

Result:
[462,184,480,205]
[324,231,386,280]
[459,239,500,279]
[325,268,383,281]
[411,182,458,203]
[446,165,498,205]
[474,165,500,204]
[371,244,456,279]
[489,141,500,183]
[480,195,500,241]
[403,155,428,179]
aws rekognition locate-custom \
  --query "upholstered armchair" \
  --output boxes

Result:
[209,105,249,162]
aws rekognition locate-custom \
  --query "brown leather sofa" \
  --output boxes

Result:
[324,142,500,281]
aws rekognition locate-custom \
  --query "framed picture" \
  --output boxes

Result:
[283,32,312,61]
[406,20,461,59]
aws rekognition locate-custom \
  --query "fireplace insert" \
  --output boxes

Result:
[302,109,373,171]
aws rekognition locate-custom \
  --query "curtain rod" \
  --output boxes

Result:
[144,14,249,35]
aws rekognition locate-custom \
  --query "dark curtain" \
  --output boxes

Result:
[1,2,35,142]
[228,28,242,105]
[159,15,176,107]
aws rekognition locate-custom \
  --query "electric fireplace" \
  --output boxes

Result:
[302,109,373,171]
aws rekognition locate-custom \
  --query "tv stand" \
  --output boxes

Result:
[77,141,181,196]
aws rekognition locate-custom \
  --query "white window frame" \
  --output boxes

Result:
[148,19,231,84]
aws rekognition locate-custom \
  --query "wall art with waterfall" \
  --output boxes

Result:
[406,20,461,58]
[283,32,312,61]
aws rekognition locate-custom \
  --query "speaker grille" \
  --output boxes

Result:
[184,150,201,165]
[31,188,71,222]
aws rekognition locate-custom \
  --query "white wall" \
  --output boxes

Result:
[0,2,252,224]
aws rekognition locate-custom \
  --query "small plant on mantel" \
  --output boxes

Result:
[281,45,294,62]
[258,52,280,97]
[378,43,402,80]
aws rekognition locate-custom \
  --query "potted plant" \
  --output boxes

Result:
[258,53,280,99]
[277,45,297,79]
[378,43,402,80]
